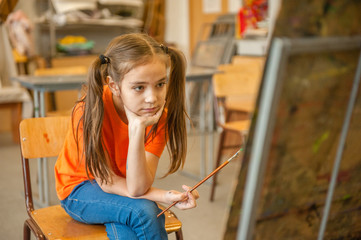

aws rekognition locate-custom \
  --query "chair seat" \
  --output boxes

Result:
[31,205,107,240]
[30,204,182,240]
[158,204,182,233]
[220,119,251,132]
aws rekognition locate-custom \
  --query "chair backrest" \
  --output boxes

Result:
[231,55,265,66]
[218,63,263,76]
[20,116,70,159]
[219,56,265,74]
[212,71,262,125]
[212,72,261,99]
[20,116,70,213]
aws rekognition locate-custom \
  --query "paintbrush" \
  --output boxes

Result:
[157,148,243,218]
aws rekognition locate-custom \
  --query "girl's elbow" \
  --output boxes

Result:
[96,179,114,194]
[127,186,148,197]
[99,184,112,194]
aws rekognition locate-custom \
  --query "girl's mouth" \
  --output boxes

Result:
[142,107,158,113]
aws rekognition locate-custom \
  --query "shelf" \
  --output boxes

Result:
[37,0,145,57]
[37,17,143,29]
[98,0,144,7]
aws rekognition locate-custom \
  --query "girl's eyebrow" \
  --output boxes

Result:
[129,77,167,85]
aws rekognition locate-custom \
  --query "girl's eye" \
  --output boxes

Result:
[157,82,166,88]
[134,86,144,91]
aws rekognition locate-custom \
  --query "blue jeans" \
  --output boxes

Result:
[61,180,168,240]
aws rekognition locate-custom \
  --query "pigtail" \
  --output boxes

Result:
[164,47,188,175]
[82,57,111,183]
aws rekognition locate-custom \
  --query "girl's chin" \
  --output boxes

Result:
[143,112,156,117]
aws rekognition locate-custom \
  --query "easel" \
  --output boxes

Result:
[223,0,361,239]
[232,36,361,240]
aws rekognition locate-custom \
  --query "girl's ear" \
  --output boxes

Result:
[107,76,120,96]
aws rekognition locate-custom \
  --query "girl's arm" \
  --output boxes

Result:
[126,124,159,196]
[124,103,165,197]
[96,173,199,209]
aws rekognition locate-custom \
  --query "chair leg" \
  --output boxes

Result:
[24,218,46,240]
[210,129,227,202]
[23,221,30,240]
[175,228,184,240]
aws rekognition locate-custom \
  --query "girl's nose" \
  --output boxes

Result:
[145,91,157,103]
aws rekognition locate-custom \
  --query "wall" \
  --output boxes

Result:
[164,0,190,59]
[165,0,243,60]
[188,0,229,55]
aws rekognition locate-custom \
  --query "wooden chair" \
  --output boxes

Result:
[20,116,183,240]
[218,56,264,108]
[209,72,261,201]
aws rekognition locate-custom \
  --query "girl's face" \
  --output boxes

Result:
[110,58,167,120]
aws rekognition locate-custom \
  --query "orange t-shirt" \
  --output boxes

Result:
[55,85,167,200]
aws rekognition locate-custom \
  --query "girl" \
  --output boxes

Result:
[55,33,199,240]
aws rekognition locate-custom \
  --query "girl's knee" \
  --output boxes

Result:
[127,200,167,239]
[135,199,160,219]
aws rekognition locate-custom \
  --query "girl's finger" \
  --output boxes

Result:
[179,192,187,201]
[181,185,199,203]
[182,185,190,191]
[191,189,200,199]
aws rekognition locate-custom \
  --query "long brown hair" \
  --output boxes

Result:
[76,33,188,183]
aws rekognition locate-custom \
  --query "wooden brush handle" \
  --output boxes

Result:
[157,160,230,218]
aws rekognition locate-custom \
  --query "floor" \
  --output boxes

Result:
[0,129,241,240]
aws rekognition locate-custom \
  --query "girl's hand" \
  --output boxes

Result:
[124,101,165,128]
[164,185,200,210]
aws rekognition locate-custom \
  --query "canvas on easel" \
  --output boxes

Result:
[223,1,361,239]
